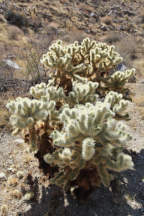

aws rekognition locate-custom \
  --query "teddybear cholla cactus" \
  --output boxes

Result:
[41,37,135,96]
[6,38,134,197]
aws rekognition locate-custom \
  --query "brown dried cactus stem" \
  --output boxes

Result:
[69,167,101,200]
[54,69,72,95]
[34,137,58,177]
[23,120,58,176]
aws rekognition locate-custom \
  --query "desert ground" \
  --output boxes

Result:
[0,0,144,215]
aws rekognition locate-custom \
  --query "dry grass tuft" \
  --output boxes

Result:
[100,16,113,25]
[0,204,8,216]
[9,189,22,199]
[133,58,144,77]
[0,109,10,130]
[7,177,18,187]
[7,25,24,41]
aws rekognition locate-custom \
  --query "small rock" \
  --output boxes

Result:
[0,14,7,23]
[117,63,127,71]
[85,29,91,34]
[140,80,144,84]
[3,59,21,70]
[0,172,6,180]
[123,177,128,184]
[111,6,120,10]
[7,176,18,186]
[16,171,24,179]
[90,12,95,17]
[7,167,16,173]
[100,24,108,31]
[15,138,24,144]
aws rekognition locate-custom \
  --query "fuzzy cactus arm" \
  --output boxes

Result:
[30,82,48,99]
[30,80,66,102]
[67,79,99,105]
[106,153,134,172]
[43,150,62,166]
[103,119,131,145]
[82,137,95,161]
[104,91,129,116]
[106,68,135,90]
[6,98,49,129]
[89,44,123,74]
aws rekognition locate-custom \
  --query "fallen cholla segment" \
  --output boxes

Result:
[6,38,135,198]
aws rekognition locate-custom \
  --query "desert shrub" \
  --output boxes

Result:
[5,10,28,29]
[24,47,42,83]
[18,43,46,84]
[0,109,10,131]
[6,38,135,199]
[0,61,14,80]
[7,25,24,40]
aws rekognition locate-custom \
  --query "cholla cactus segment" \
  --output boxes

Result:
[106,68,135,90]
[58,103,111,142]
[68,80,99,104]
[30,82,48,99]
[6,97,49,129]
[82,138,95,161]
[30,76,100,108]
[105,91,123,106]
[43,152,60,165]
[104,119,131,143]
[104,91,129,115]
[41,39,83,75]
[30,80,66,102]
[106,153,134,172]
[59,148,73,161]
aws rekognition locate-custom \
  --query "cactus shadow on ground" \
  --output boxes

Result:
[22,150,144,216]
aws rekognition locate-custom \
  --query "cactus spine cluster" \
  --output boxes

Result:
[7,38,135,196]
